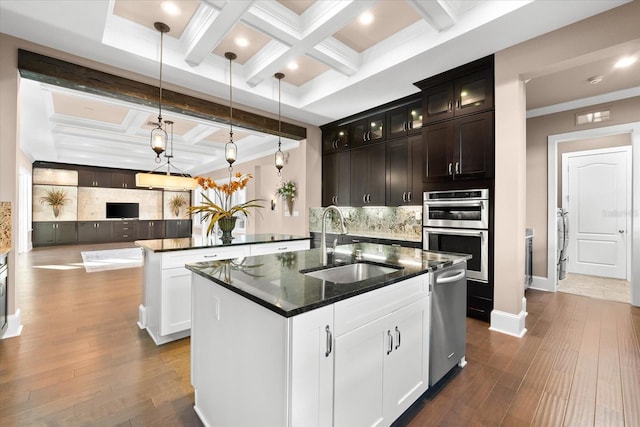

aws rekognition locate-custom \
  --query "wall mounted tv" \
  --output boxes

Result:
[106,202,139,219]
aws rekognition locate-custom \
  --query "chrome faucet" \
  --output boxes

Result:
[320,205,348,265]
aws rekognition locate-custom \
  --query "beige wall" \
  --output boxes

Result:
[526,97,638,277]
[494,0,640,324]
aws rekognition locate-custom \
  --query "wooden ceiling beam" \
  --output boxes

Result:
[17,49,307,141]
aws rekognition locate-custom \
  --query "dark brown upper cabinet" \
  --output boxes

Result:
[350,144,386,207]
[386,100,422,139]
[322,124,351,153]
[111,172,136,189]
[351,113,385,148]
[422,68,494,125]
[423,111,494,182]
[386,135,423,206]
[322,151,351,206]
[78,169,111,188]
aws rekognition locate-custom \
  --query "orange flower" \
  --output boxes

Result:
[188,172,264,237]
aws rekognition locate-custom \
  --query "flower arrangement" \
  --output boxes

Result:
[168,194,187,218]
[38,187,71,218]
[188,172,263,237]
[276,180,296,200]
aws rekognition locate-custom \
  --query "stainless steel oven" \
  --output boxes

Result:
[423,189,489,282]
[423,189,489,229]
[423,228,488,282]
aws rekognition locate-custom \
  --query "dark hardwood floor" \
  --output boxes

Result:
[1,244,639,426]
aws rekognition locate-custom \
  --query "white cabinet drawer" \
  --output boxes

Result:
[250,239,310,256]
[161,246,250,269]
[334,274,429,337]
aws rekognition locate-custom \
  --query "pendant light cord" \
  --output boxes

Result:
[158,29,164,125]
[229,55,234,175]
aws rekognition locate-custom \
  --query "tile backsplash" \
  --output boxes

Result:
[309,206,422,241]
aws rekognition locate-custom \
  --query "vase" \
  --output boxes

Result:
[218,216,237,243]
[52,205,60,218]
[286,196,294,216]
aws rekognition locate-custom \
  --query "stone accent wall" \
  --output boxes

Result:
[309,206,422,241]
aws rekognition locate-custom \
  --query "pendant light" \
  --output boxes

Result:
[150,22,170,163]
[274,72,285,176]
[135,25,196,191]
[225,52,237,172]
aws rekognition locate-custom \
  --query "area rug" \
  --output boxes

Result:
[80,248,143,273]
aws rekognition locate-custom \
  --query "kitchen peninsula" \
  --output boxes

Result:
[186,243,469,427]
[135,234,310,345]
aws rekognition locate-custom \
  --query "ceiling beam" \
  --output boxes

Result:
[17,49,307,141]
[183,1,254,66]
[408,0,456,31]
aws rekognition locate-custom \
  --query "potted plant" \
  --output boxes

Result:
[38,187,70,218]
[275,180,296,216]
[169,194,187,218]
[188,173,263,242]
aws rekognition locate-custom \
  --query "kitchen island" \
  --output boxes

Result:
[186,243,469,427]
[135,234,310,345]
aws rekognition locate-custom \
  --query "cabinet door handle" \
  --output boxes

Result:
[362,194,367,203]
[204,254,218,258]
[402,192,407,202]
[448,101,452,112]
[325,325,332,357]
[455,162,460,174]
[402,122,407,131]
[456,98,461,109]
[448,163,453,175]
[387,330,393,355]
[395,326,401,350]
[277,247,287,251]
[408,192,412,202]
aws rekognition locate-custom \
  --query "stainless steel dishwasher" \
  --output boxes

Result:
[430,262,467,386]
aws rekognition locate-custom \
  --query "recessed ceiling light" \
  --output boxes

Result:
[235,37,249,47]
[587,75,604,85]
[358,11,374,25]
[614,56,637,69]
[161,1,181,16]
[287,61,299,71]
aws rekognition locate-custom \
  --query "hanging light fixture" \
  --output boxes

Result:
[135,23,197,191]
[150,22,170,162]
[274,72,285,176]
[225,52,237,171]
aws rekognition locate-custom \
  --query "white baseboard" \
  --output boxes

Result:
[489,308,527,338]
[528,275,555,292]
[1,308,23,339]
[137,304,147,329]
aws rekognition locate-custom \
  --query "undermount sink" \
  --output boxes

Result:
[303,262,401,284]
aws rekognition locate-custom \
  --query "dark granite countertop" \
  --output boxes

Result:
[135,233,310,253]
[186,243,470,318]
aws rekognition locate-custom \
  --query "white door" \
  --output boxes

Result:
[564,147,630,279]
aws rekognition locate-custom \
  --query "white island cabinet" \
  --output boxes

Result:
[136,235,309,345]
[190,270,430,427]
[192,277,334,427]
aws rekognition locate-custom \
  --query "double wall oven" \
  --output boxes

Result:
[423,189,489,283]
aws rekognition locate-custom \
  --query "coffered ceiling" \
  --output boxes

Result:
[0,0,635,174]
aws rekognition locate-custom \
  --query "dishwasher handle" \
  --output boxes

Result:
[435,270,466,284]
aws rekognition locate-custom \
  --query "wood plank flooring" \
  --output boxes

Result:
[1,244,639,426]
